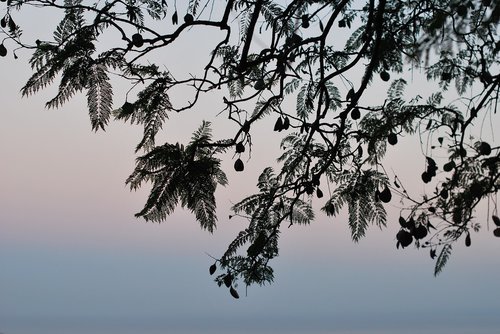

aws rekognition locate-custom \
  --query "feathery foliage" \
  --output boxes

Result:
[2,0,499,296]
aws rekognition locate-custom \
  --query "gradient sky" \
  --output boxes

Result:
[1,3,500,334]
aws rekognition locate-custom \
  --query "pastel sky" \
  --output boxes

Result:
[1,3,499,334]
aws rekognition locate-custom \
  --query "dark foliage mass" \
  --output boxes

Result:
[1,0,499,297]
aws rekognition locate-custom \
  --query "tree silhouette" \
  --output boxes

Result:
[1,0,499,297]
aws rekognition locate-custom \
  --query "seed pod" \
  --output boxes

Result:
[494,228,500,237]
[407,217,416,230]
[387,133,398,145]
[8,16,16,32]
[465,232,471,247]
[380,70,390,82]
[235,141,245,153]
[254,79,265,90]
[0,44,6,57]
[301,15,310,28]
[316,188,323,198]
[440,188,449,199]
[131,33,144,47]
[421,171,431,183]
[379,186,392,203]
[273,117,283,132]
[282,116,290,130]
[172,11,178,25]
[427,165,437,177]
[229,286,240,299]
[396,230,413,248]
[351,107,360,120]
[184,13,194,24]
[399,216,408,228]
[223,273,232,288]
[412,225,428,240]
[234,158,244,172]
[443,161,455,172]
[456,4,468,17]
[479,142,492,156]
[492,215,500,227]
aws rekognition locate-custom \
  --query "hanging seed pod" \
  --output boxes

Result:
[494,228,500,237]
[229,286,239,299]
[380,70,390,81]
[396,230,413,248]
[443,161,455,172]
[8,16,16,32]
[492,215,500,226]
[399,216,408,228]
[421,171,432,183]
[301,17,310,28]
[282,116,290,130]
[387,132,398,145]
[254,79,265,90]
[273,117,283,131]
[412,225,428,240]
[234,158,244,172]
[351,107,360,120]
[184,13,194,24]
[479,142,491,156]
[131,33,144,47]
[379,186,392,203]
[235,141,245,153]
[0,44,7,57]
[209,263,217,275]
[465,232,471,247]
[439,188,448,199]
[223,273,232,288]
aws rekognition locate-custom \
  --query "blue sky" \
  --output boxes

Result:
[1,2,500,334]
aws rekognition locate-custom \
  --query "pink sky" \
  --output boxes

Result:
[1,3,499,333]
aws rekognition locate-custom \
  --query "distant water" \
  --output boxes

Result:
[3,329,500,334]
[2,316,499,334]
[2,325,499,334]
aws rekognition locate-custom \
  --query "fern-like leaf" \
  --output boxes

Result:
[129,122,226,232]
[348,200,367,242]
[434,244,452,276]
[87,63,113,131]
